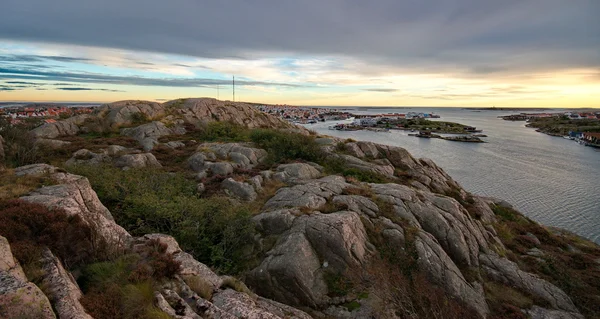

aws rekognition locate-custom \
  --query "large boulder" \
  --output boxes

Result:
[221,178,257,201]
[113,153,162,169]
[273,163,322,183]
[248,211,372,308]
[120,121,176,151]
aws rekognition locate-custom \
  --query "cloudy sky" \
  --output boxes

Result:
[0,0,598,107]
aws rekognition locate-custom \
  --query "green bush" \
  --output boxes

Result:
[323,157,389,183]
[0,118,40,168]
[68,165,255,274]
[249,129,324,165]
[196,121,250,142]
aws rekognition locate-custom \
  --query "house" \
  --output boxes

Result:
[582,132,600,145]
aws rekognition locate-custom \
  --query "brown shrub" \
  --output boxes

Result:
[131,239,181,281]
[0,199,99,269]
[80,284,124,319]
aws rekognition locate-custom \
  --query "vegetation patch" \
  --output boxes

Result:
[67,165,255,274]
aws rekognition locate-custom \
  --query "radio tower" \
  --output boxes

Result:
[232,76,235,102]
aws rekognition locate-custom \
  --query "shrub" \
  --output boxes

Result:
[249,129,324,165]
[323,157,389,183]
[130,112,149,125]
[68,165,256,274]
[0,119,40,167]
[0,199,102,270]
[196,121,250,142]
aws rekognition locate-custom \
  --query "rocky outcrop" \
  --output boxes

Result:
[0,236,56,319]
[264,176,351,211]
[65,147,161,169]
[94,100,164,130]
[133,234,312,318]
[188,142,268,173]
[31,114,89,139]
[273,162,322,183]
[480,254,579,312]
[164,98,293,129]
[18,165,131,248]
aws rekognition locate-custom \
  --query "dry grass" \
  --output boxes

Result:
[183,274,214,300]
[0,169,56,200]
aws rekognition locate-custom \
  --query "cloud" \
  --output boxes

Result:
[5,81,40,85]
[56,87,123,92]
[363,88,399,93]
[0,54,91,63]
[0,66,307,88]
[0,0,597,77]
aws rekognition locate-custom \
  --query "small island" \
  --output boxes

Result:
[331,117,486,142]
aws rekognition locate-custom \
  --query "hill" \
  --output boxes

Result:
[0,98,598,319]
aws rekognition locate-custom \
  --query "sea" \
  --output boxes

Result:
[304,107,600,244]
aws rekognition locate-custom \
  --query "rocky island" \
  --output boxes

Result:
[0,98,598,319]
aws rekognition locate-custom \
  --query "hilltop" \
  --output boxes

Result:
[0,98,599,319]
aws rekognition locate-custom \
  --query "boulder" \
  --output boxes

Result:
[247,231,327,308]
[212,289,312,319]
[332,195,379,217]
[221,178,257,201]
[120,121,175,151]
[35,138,72,150]
[165,141,186,149]
[31,114,89,138]
[65,148,111,166]
[210,162,234,176]
[273,163,321,182]
[264,176,351,211]
[113,153,162,169]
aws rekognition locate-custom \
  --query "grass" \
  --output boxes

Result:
[0,169,57,201]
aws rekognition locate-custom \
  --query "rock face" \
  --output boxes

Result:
[39,249,92,319]
[0,236,56,319]
[18,165,132,249]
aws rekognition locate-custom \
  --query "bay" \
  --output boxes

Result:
[305,107,600,243]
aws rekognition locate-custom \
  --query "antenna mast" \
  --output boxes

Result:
[233,76,235,102]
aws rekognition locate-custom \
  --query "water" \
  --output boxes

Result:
[306,108,600,244]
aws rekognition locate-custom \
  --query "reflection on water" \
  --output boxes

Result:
[306,108,600,243]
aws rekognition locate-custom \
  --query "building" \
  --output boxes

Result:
[582,132,600,145]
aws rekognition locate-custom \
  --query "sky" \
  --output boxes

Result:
[0,1,598,107]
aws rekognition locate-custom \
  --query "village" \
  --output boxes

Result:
[500,111,600,148]
[0,104,97,126]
